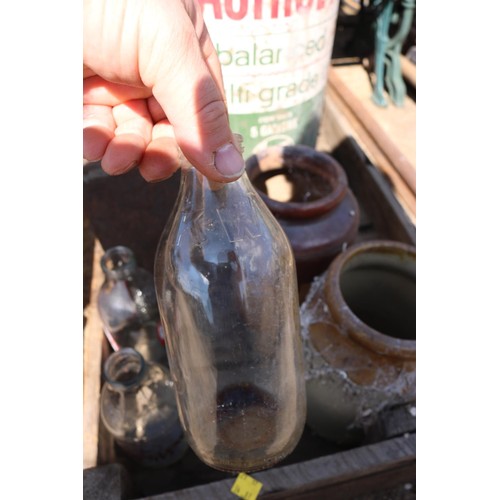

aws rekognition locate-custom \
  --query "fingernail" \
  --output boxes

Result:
[147,174,173,184]
[110,160,138,176]
[214,143,245,178]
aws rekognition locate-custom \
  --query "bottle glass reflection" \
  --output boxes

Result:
[100,348,188,467]
[155,165,306,472]
[98,245,167,365]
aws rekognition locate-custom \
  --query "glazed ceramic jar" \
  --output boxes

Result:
[300,240,416,445]
[245,145,360,284]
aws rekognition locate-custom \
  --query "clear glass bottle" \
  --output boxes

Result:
[154,165,306,473]
[100,348,188,468]
[97,246,167,365]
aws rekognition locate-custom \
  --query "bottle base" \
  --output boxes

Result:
[192,435,303,474]
[202,450,291,474]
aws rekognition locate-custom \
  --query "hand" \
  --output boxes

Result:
[83,0,244,183]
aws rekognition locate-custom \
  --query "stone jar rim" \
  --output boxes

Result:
[324,240,416,360]
[245,145,348,219]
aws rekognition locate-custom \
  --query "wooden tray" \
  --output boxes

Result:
[83,107,416,500]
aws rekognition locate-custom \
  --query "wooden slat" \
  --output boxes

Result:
[317,69,416,225]
[140,434,415,500]
[263,456,415,499]
[400,55,416,88]
[84,100,417,496]
[83,238,106,469]
[328,68,416,196]
[329,64,416,170]
[317,98,416,245]
[331,83,415,221]
[365,403,416,443]
[332,136,416,246]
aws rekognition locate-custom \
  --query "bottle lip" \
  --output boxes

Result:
[325,240,416,359]
[103,348,146,390]
[100,246,137,279]
[245,145,348,219]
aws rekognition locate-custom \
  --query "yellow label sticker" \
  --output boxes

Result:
[231,472,263,500]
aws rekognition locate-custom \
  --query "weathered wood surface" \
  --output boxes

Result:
[83,236,106,469]
[82,133,416,494]
[400,55,416,88]
[323,82,416,224]
[317,105,415,247]
[83,102,416,495]
[365,403,417,443]
[330,136,416,246]
[329,65,416,171]
[329,69,416,193]
[83,463,133,500]
[140,434,415,500]
[83,162,180,274]
[318,65,416,224]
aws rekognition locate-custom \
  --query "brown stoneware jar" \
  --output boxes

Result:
[300,240,416,445]
[245,145,360,284]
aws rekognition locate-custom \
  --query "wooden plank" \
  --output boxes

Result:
[139,434,415,500]
[97,341,116,466]
[83,237,106,469]
[317,103,416,246]
[400,55,416,88]
[365,403,416,443]
[328,68,416,196]
[320,82,417,224]
[262,457,415,499]
[320,63,417,224]
[83,463,133,500]
[330,64,416,170]
[85,121,417,496]
[332,136,416,246]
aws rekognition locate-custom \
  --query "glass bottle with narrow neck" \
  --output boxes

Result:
[100,348,188,467]
[98,246,167,365]
[154,165,306,473]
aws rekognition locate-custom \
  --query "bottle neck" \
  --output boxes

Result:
[179,164,255,203]
[103,348,146,391]
[101,246,137,281]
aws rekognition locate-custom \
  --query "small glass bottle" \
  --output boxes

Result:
[154,163,306,473]
[100,348,188,468]
[97,246,167,365]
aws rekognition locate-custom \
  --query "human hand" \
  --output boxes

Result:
[83,0,244,183]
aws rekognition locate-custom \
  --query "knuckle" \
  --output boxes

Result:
[195,99,228,135]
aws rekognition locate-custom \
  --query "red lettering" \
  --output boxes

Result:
[297,0,314,8]
[202,0,332,20]
[271,0,280,17]
[317,0,334,9]
[199,0,223,19]
[225,0,249,20]
[283,0,315,18]
[254,0,263,19]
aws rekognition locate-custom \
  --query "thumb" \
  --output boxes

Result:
[146,4,245,182]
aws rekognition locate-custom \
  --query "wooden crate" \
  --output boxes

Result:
[83,95,416,499]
